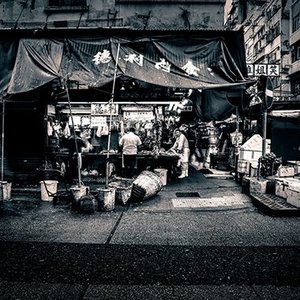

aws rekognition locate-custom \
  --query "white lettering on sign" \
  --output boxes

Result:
[92,50,112,64]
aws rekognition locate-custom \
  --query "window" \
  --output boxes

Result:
[48,0,86,7]
[46,0,88,12]
[292,13,300,33]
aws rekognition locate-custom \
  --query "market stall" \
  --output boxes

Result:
[0,29,252,187]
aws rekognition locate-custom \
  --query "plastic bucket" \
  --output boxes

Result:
[70,185,89,211]
[70,185,89,202]
[154,168,168,186]
[40,180,58,201]
[96,187,115,212]
[0,181,12,201]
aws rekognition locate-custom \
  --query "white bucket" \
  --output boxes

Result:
[96,187,115,211]
[40,180,58,201]
[0,181,12,201]
[70,185,89,211]
[70,185,89,201]
[154,168,168,186]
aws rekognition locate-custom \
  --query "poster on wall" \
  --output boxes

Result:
[91,103,119,115]
[90,116,107,127]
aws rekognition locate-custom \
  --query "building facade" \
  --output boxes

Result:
[224,0,300,161]
[290,0,300,99]
[225,0,295,102]
[0,0,226,30]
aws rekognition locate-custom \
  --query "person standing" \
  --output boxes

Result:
[67,129,87,181]
[119,127,142,178]
[170,128,190,178]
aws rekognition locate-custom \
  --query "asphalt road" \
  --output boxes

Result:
[0,169,299,299]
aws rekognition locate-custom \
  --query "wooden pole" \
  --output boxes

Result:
[105,42,120,188]
[1,96,4,182]
[63,78,82,186]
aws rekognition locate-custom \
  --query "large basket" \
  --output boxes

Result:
[130,171,162,202]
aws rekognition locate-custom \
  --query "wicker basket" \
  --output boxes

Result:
[130,171,162,202]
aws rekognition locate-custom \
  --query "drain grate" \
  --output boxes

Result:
[176,192,200,198]
[199,169,213,174]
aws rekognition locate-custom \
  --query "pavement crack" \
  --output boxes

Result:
[105,211,124,244]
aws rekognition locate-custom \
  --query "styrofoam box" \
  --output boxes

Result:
[277,166,295,178]
[286,187,300,208]
[237,159,250,174]
[240,134,270,161]
[239,149,263,161]
[275,178,300,199]
[286,161,300,175]
[241,134,271,151]
[250,178,267,194]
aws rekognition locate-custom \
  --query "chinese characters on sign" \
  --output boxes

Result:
[92,50,112,65]
[247,64,280,77]
[92,49,202,77]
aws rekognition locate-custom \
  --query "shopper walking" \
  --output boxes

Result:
[119,127,142,178]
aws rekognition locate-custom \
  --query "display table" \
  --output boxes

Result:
[47,152,180,182]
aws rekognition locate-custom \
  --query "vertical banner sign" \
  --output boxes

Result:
[265,77,274,109]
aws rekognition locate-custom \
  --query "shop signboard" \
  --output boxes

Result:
[247,64,280,77]
[91,103,118,115]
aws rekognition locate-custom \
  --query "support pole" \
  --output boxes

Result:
[105,42,120,188]
[262,108,267,156]
[1,96,4,182]
[63,78,82,186]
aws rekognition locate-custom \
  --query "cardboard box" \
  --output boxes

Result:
[286,188,300,208]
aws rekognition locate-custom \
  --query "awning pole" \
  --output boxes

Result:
[106,42,120,188]
[1,96,4,182]
[62,78,82,187]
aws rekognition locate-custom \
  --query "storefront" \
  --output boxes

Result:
[0,28,251,184]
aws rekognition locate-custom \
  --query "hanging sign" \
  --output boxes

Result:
[247,64,280,77]
[264,77,274,109]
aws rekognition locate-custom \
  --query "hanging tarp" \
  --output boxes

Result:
[0,39,18,95]
[7,39,64,94]
[5,32,251,94]
[60,37,124,88]
[191,89,236,121]
[116,36,247,89]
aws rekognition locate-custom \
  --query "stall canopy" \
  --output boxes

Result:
[0,29,252,120]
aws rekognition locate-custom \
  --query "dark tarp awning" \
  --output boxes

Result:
[0,29,253,120]
[2,32,251,94]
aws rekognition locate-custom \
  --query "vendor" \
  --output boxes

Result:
[66,129,87,180]
[119,127,142,178]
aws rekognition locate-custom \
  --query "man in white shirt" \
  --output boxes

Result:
[119,127,142,178]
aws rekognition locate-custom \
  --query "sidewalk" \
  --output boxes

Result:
[7,167,253,212]
[0,168,300,299]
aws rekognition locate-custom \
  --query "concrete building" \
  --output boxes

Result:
[290,0,300,99]
[224,0,294,102]
[224,0,300,161]
[0,0,226,30]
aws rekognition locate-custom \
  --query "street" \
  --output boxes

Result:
[0,169,299,299]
